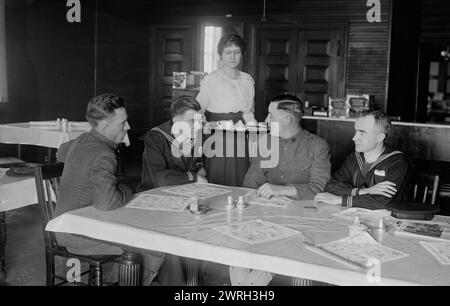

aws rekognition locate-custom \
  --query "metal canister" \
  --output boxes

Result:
[236,196,245,208]
[370,218,386,243]
[190,197,199,212]
[117,251,141,286]
[226,196,234,208]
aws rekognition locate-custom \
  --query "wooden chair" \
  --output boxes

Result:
[410,173,440,205]
[34,163,121,286]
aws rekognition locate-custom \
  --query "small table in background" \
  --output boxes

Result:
[0,121,91,162]
[0,168,39,280]
[0,121,89,281]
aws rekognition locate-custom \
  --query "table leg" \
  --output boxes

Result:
[184,258,201,286]
[292,277,313,286]
[0,211,6,281]
[17,144,22,160]
[46,148,53,164]
[117,251,141,286]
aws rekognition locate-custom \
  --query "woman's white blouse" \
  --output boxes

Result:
[196,69,256,123]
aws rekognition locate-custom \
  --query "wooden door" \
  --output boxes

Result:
[152,26,194,125]
[297,28,345,107]
[255,25,346,119]
[255,29,298,121]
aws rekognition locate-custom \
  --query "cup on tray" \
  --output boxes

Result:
[217,120,234,130]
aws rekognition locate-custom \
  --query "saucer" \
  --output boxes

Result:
[190,205,211,215]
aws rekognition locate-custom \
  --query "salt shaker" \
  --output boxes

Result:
[226,196,234,208]
[61,119,68,132]
[189,197,199,212]
[236,196,245,209]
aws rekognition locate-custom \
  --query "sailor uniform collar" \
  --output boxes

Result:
[151,121,195,156]
[354,149,403,175]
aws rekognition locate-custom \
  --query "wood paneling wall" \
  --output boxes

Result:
[2,0,449,130]
[420,0,450,40]
[144,0,392,113]
[1,0,149,128]
[96,2,149,128]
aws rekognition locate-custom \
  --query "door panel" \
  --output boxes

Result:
[255,30,297,121]
[298,29,343,107]
[153,26,193,125]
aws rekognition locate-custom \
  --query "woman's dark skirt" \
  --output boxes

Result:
[204,111,250,187]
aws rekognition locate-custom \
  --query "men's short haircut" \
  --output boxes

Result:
[363,110,392,136]
[271,94,305,121]
[171,95,201,117]
[217,34,246,56]
[86,93,125,127]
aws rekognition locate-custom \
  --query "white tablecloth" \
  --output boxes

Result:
[0,168,37,212]
[46,184,450,286]
[0,122,91,148]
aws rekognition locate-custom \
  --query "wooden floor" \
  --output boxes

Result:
[2,205,46,286]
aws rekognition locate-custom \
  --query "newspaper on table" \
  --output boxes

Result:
[213,219,300,244]
[333,207,391,222]
[393,219,450,242]
[243,190,292,208]
[163,183,231,199]
[420,241,450,265]
[315,232,409,267]
[126,194,190,212]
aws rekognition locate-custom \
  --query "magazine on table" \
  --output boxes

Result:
[392,219,450,242]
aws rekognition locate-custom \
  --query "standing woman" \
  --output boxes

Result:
[197,34,256,186]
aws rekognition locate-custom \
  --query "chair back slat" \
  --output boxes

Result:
[431,175,439,205]
[34,162,65,250]
[411,173,440,205]
[422,186,428,203]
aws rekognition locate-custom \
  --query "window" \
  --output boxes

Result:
[0,0,7,103]
[203,25,222,73]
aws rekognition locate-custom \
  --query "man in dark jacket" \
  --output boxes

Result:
[315,111,411,209]
[137,95,207,192]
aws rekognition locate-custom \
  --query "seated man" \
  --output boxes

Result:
[137,95,207,192]
[56,93,183,285]
[238,94,331,286]
[315,111,411,209]
[243,94,331,200]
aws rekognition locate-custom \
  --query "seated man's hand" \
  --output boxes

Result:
[196,174,208,184]
[359,181,397,198]
[314,192,342,205]
[257,183,297,198]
